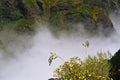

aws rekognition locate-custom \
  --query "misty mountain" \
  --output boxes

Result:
[0,0,120,34]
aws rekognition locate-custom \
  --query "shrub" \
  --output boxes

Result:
[52,52,113,80]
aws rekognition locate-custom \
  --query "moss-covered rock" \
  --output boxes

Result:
[0,0,119,33]
[49,2,114,34]
[0,0,40,32]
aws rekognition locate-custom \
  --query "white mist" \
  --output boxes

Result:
[0,14,120,80]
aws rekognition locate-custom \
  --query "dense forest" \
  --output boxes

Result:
[0,0,120,80]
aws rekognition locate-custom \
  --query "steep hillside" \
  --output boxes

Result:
[0,0,119,34]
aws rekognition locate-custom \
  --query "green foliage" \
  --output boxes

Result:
[48,52,58,66]
[40,0,80,19]
[39,0,80,8]
[49,11,66,30]
[40,0,60,7]
[23,0,40,17]
[47,1,105,29]
[0,0,23,20]
[71,4,104,21]
[0,0,117,32]
[0,18,10,30]
[82,40,90,48]
[24,0,39,9]
[3,18,35,32]
[39,0,61,18]
[14,18,35,31]
[52,52,113,80]
[81,52,111,79]
[24,0,36,7]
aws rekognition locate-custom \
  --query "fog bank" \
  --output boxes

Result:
[0,14,120,80]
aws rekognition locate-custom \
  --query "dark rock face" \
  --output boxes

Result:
[36,0,43,12]
[110,49,120,80]
[16,0,28,17]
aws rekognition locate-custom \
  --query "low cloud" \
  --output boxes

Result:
[0,14,119,80]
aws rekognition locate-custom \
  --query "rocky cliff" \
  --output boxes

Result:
[0,0,119,34]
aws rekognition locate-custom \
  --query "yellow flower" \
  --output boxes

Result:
[96,75,103,79]
[88,74,92,77]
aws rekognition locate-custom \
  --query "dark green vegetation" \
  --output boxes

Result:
[0,0,120,34]
[110,49,120,80]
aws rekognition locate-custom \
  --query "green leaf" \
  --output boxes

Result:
[48,52,58,66]
[82,40,90,48]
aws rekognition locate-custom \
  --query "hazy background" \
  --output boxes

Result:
[0,14,119,80]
